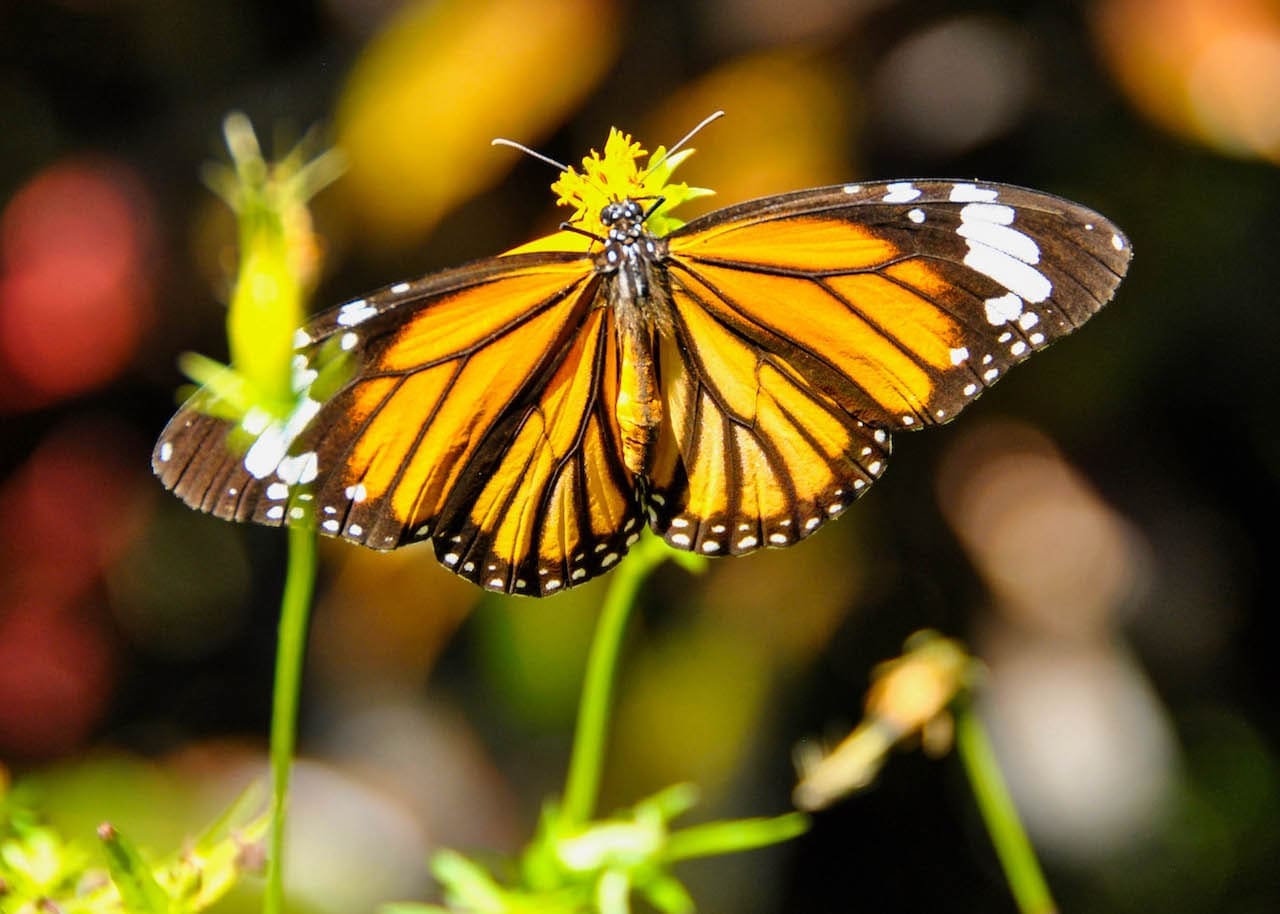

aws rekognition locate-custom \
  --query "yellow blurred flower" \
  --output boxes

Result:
[335,0,620,251]
[793,631,975,811]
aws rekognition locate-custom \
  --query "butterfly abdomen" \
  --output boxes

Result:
[614,289,663,477]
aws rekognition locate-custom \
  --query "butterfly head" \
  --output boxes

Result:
[599,198,648,244]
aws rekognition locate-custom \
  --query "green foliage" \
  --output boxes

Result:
[0,785,267,914]
[389,784,806,914]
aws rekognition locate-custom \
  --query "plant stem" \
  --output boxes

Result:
[264,522,318,914]
[562,535,670,826]
[955,702,1056,914]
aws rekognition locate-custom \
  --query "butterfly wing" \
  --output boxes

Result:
[647,179,1130,552]
[153,252,643,595]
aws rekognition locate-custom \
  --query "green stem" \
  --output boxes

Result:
[955,702,1056,914]
[562,535,671,826]
[264,521,318,914]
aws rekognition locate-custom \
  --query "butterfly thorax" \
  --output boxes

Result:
[595,198,670,477]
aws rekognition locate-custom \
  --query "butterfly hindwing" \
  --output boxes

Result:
[646,287,892,555]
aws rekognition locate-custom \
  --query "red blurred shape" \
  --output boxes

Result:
[0,159,155,412]
[0,599,115,760]
[0,419,150,759]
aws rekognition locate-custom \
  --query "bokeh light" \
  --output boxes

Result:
[869,15,1033,158]
[937,421,1173,859]
[0,159,155,411]
[1094,0,1280,163]
[0,418,151,759]
[334,0,620,252]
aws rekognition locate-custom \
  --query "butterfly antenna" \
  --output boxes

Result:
[642,110,725,179]
[491,137,570,172]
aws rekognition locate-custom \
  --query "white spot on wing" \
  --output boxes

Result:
[958,204,1040,263]
[243,397,322,480]
[985,292,1024,325]
[158,442,173,462]
[965,245,1052,303]
[276,451,318,485]
[949,183,999,202]
[950,346,970,365]
[907,208,925,223]
[336,298,376,327]
[883,181,921,202]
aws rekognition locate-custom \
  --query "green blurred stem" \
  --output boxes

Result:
[265,521,318,914]
[562,536,670,826]
[955,702,1056,914]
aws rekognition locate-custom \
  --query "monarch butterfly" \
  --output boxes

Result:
[154,117,1131,596]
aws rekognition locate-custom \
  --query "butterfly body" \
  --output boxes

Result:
[594,198,671,476]
[155,165,1130,596]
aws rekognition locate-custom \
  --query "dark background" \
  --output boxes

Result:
[2,1,1277,912]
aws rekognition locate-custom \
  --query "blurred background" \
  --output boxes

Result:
[2,0,1278,911]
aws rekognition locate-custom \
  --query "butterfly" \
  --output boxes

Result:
[153,119,1131,596]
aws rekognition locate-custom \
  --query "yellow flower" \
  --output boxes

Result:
[793,631,976,810]
[510,127,714,254]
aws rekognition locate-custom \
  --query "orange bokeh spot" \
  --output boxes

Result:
[1093,0,1280,163]
[0,159,155,411]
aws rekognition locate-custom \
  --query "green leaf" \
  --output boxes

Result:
[661,812,809,863]
[431,849,508,914]
[637,872,694,914]
[99,823,171,914]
